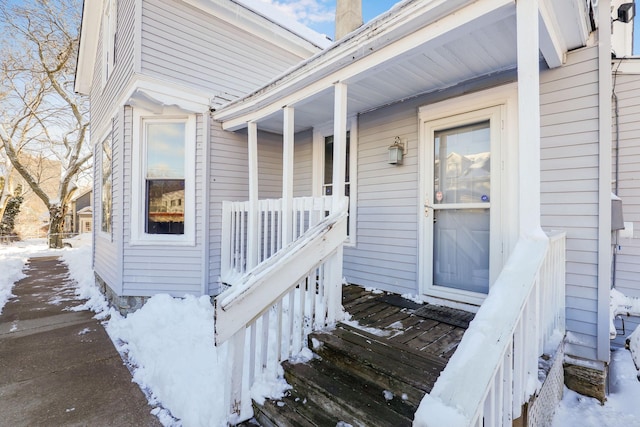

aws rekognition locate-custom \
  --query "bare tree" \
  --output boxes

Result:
[0,0,89,248]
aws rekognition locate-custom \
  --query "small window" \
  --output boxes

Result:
[102,0,117,85]
[101,136,112,234]
[323,132,352,236]
[144,121,186,235]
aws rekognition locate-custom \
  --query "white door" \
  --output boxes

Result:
[422,106,502,304]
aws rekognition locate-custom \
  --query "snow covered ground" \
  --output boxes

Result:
[1,239,640,426]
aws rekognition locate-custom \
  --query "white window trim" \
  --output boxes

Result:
[101,0,116,88]
[312,117,358,246]
[96,128,113,242]
[100,133,113,239]
[130,109,196,246]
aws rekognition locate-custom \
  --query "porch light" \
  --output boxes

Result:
[388,136,405,165]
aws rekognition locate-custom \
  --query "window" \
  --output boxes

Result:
[144,122,186,235]
[322,133,350,199]
[102,0,117,85]
[315,119,357,244]
[101,136,112,234]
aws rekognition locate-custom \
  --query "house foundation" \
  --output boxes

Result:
[95,273,150,316]
[563,358,607,404]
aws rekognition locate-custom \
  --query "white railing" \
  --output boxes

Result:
[415,231,566,427]
[220,196,334,282]
[215,198,348,424]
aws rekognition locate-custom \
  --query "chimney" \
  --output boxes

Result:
[335,0,363,40]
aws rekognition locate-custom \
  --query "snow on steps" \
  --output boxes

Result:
[253,323,448,426]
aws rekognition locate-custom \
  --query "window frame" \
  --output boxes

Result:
[313,117,358,246]
[131,110,196,246]
[100,134,113,237]
[101,0,117,88]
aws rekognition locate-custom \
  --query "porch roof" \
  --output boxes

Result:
[213,0,594,133]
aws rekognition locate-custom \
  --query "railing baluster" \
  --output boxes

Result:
[215,197,351,424]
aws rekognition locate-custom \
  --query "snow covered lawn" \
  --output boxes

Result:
[2,239,640,427]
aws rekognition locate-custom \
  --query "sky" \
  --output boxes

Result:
[257,0,400,39]
[260,0,640,54]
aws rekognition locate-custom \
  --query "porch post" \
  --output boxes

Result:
[332,82,347,211]
[247,121,258,269]
[282,106,294,245]
[516,0,545,239]
[327,82,347,324]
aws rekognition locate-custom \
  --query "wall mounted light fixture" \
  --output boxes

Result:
[388,136,406,165]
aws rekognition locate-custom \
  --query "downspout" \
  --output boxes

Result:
[611,59,622,289]
[597,0,613,362]
[202,111,211,296]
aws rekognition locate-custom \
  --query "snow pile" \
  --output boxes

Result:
[610,288,640,338]
[552,348,640,426]
[0,247,28,314]
[61,240,110,315]
[628,326,640,379]
[106,294,229,427]
[0,239,61,314]
[413,394,468,427]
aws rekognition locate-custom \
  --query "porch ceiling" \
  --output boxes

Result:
[214,0,591,134]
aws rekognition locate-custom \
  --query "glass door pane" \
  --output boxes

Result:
[433,121,491,294]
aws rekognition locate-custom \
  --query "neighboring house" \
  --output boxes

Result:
[65,188,93,234]
[12,154,61,239]
[75,0,638,425]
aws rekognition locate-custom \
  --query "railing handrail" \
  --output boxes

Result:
[415,232,566,426]
[215,198,348,345]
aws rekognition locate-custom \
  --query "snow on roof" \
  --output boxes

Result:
[232,0,332,49]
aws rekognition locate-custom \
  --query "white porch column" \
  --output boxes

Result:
[247,121,258,269]
[332,82,348,210]
[516,0,544,239]
[282,106,294,245]
[327,82,347,324]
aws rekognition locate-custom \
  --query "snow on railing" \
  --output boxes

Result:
[415,231,566,427]
[220,196,333,283]
[214,198,348,424]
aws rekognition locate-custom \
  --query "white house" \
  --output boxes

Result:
[75,0,638,425]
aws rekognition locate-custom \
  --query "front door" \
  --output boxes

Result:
[422,106,502,304]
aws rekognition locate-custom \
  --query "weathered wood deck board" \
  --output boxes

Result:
[341,284,472,362]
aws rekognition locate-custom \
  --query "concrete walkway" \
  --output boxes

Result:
[0,256,161,427]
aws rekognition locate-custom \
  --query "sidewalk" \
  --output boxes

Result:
[0,256,161,427]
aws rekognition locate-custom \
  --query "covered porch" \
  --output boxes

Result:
[212,0,585,424]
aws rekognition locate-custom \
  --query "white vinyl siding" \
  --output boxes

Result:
[208,120,249,295]
[140,0,306,100]
[540,46,601,361]
[94,111,124,294]
[91,0,135,137]
[121,107,204,297]
[344,103,420,295]
[611,70,640,344]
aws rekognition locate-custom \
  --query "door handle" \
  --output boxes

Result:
[424,201,434,216]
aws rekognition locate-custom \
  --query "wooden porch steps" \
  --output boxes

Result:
[253,325,438,426]
[251,286,472,426]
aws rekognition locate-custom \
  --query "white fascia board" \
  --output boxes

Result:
[214,0,513,130]
[74,0,101,95]
[538,0,567,68]
[181,0,328,58]
[123,75,211,113]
